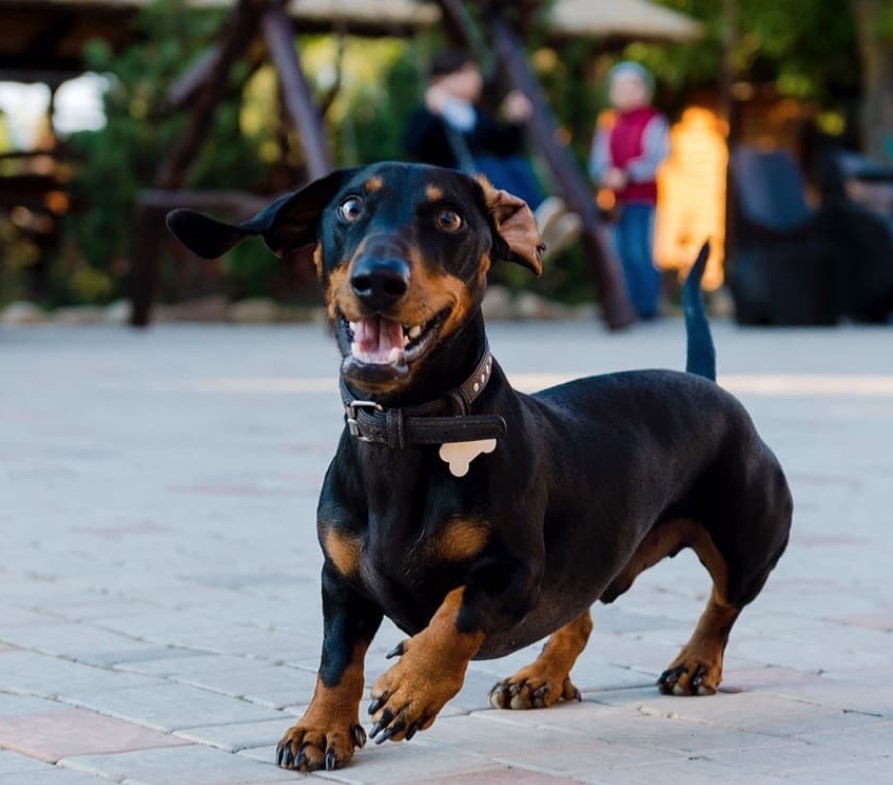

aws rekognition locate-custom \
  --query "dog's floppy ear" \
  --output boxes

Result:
[476,176,544,277]
[166,168,360,259]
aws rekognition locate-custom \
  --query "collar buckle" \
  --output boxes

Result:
[345,400,383,441]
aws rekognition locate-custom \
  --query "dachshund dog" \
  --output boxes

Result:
[167,162,792,772]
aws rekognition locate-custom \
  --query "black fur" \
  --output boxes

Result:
[168,162,792,769]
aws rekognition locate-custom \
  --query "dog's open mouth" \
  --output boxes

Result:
[341,311,447,369]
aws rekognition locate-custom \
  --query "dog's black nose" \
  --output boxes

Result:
[350,258,410,311]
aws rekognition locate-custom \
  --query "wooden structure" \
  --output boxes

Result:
[129,0,335,326]
[134,0,690,328]
[0,0,703,327]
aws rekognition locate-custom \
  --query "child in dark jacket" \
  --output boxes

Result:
[589,62,669,319]
[405,50,580,258]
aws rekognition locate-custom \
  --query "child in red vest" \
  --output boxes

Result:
[589,62,669,320]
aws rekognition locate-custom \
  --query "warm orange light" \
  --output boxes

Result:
[654,107,727,290]
[44,191,70,214]
[596,188,616,210]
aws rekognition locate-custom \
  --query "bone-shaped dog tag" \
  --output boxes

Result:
[439,439,497,477]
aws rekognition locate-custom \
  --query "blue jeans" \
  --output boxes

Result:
[474,154,545,210]
[614,203,661,319]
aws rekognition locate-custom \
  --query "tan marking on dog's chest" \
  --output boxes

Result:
[324,529,364,576]
[433,518,489,561]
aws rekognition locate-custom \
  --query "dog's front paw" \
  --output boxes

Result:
[367,638,465,744]
[658,652,722,696]
[489,668,580,710]
[276,718,366,772]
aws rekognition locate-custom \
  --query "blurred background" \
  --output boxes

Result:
[0,0,891,329]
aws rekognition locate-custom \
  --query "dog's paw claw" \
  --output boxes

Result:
[659,658,720,696]
[386,641,406,659]
[489,683,508,709]
[488,673,577,710]
[276,718,364,771]
[374,716,405,745]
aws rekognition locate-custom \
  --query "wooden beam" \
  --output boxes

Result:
[261,0,333,179]
[28,11,79,62]
[486,11,635,330]
[154,0,264,190]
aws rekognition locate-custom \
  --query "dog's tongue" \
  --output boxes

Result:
[354,316,403,364]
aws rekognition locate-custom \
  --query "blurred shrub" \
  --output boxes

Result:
[60,0,272,305]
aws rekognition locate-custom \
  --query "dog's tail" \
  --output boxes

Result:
[683,241,716,381]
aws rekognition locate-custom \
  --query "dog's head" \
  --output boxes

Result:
[167,162,542,394]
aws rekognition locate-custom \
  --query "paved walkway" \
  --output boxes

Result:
[1,320,891,785]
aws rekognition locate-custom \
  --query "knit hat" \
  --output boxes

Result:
[607,61,655,98]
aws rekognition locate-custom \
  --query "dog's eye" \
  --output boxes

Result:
[435,208,463,234]
[338,196,364,224]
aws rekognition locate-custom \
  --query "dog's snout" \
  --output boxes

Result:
[350,258,410,311]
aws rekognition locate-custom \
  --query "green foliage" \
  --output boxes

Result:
[62,0,271,305]
[0,216,39,305]
[301,36,423,166]
[644,0,860,102]
[38,0,866,308]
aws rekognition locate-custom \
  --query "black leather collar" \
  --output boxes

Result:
[339,344,506,448]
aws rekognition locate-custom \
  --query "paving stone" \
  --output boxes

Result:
[592,688,888,737]
[0,750,113,784]
[60,745,293,785]
[70,683,283,732]
[418,768,585,785]
[0,707,192,762]
[0,650,162,700]
[239,739,495,785]
[0,695,66,717]
[173,717,299,753]
[4,322,893,784]
[475,700,795,756]
[0,622,178,666]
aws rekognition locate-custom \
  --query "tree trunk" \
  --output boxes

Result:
[850,0,893,159]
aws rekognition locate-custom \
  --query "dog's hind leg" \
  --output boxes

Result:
[488,610,593,710]
[600,518,742,697]
[655,522,742,696]
[657,586,739,696]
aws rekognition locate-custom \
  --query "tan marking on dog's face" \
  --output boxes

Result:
[426,184,444,202]
[364,176,384,193]
[323,529,363,577]
[369,587,484,741]
[326,263,363,320]
[328,242,475,341]
[478,252,492,285]
[312,243,324,277]
[435,518,489,561]
[492,610,592,709]
[277,640,368,768]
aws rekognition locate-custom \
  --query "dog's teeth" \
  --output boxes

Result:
[387,347,401,363]
[351,343,361,358]
[403,335,410,347]
[349,321,358,332]
[408,325,422,339]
